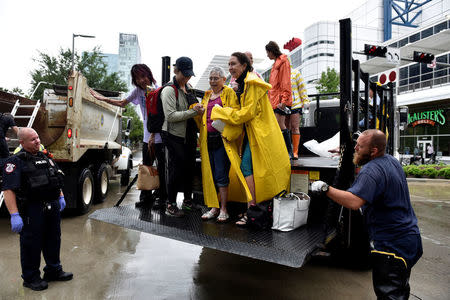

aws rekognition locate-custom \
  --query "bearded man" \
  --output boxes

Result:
[311,129,422,300]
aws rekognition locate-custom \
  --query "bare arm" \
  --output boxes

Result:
[326,187,366,210]
[90,88,128,107]
[4,190,19,214]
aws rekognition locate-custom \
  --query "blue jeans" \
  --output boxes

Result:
[240,142,253,177]
[208,144,230,187]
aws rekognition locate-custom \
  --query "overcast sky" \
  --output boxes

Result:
[0,0,367,94]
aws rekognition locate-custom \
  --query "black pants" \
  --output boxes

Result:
[154,143,167,201]
[20,200,62,282]
[140,142,153,201]
[372,252,411,300]
[371,234,422,299]
[162,132,195,205]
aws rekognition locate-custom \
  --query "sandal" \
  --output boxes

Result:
[235,213,248,226]
[216,211,229,223]
[201,209,219,220]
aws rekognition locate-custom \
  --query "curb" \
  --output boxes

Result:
[406,178,450,183]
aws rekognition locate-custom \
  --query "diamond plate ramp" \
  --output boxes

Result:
[89,205,327,268]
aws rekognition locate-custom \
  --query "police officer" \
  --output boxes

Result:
[2,127,73,291]
[311,129,422,299]
[0,112,19,166]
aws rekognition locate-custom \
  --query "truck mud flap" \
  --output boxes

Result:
[89,205,328,268]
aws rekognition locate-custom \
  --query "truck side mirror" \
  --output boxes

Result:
[125,119,132,136]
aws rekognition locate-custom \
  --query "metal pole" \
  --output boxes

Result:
[161,56,171,85]
[352,59,360,133]
[363,73,369,130]
[71,34,95,72]
[30,81,51,100]
[388,82,395,154]
[71,34,75,72]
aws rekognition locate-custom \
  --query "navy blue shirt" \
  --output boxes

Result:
[348,155,420,242]
[2,155,25,191]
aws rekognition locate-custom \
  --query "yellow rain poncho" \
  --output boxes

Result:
[211,72,291,203]
[197,86,251,208]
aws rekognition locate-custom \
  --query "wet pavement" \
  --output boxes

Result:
[0,175,449,299]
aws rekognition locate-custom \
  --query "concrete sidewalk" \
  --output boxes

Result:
[407,177,450,183]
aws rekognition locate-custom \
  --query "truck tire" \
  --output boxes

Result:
[120,159,132,187]
[77,168,94,214]
[94,163,109,203]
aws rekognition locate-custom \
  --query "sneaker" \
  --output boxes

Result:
[182,199,194,211]
[165,204,185,217]
[23,277,48,291]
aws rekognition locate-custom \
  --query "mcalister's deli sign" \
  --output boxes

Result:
[408,109,446,127]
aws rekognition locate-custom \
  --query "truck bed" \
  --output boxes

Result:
[89,205,330,268]
[291,156,339,169]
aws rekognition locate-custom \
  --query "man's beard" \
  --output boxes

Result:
[353,151,371,166]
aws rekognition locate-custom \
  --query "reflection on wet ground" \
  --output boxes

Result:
[408,181,450,201]
[0,179,448,299]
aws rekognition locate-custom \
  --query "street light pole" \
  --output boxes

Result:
[71,33,96,72]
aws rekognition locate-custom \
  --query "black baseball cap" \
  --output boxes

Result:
[174,57,195,77]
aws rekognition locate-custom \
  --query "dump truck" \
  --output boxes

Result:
[0,71,133,214]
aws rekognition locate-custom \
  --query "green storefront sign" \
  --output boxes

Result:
[408,109,446,127]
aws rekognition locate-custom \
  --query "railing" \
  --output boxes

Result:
[398,74,450,94]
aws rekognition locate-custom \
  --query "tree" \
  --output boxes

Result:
[122,104,143,146]
[316,67,340,99]
[30,47,127,100]
[0,87,25,97]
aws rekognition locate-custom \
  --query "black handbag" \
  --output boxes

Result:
[247,199,274,230]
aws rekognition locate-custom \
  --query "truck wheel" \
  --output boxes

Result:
[120,159,132,186]
[94,163,109,203]
[77,168,94,214]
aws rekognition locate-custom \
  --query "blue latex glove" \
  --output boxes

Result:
[10,213,23,233]
[59,195,66,212]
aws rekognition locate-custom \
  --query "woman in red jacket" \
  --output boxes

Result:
[266,41,293,158]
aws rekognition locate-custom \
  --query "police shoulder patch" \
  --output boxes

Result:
[5,163,16,174]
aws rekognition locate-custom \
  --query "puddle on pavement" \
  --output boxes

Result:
[408,182,450,200]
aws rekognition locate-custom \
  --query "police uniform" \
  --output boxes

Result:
[2,149,66,284]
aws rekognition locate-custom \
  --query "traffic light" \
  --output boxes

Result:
[413,51,435,64]
[364,44,387,57]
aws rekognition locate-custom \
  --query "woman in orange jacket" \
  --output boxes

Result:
[266,41,293,158]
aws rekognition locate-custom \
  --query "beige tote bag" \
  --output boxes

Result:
[136,164,160,190]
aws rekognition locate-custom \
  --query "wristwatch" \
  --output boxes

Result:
[321,183,329,192]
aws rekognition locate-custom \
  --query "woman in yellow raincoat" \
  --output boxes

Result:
[211,52,291,226]
[196,66,248,223]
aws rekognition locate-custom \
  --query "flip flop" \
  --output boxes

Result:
[216,211,229,223]
[235,214,248,226]
[201,209,219,220]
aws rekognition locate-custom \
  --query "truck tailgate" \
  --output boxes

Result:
[89,205,329,268]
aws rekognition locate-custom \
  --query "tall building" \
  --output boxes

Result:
[97,33,141,92]
[101,53,119,76]
[118,33,141,92]
[258,0,450,158]
[300,0,449,93]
